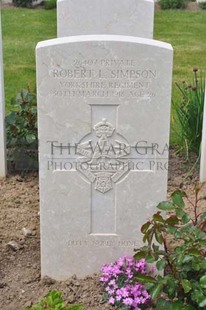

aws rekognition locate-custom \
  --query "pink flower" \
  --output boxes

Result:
[119,287,129,298]
[123,297,133,306]
[100,256,151,309]
[108,296,115,304]
[109,279,116,286]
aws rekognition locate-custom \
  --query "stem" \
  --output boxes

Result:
[162,236,176,277]
[194,189,198,225]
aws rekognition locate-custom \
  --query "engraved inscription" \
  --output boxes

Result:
[67,239,140,247]
[49,58,156,99]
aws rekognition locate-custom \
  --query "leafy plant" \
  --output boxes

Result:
[199,1,206,9]
[100,256,152,309]
[23,290,85,310]
[159,0,186,9]
[173,68,205,159]
[44,0,57,9]
[12,0,33,8]
[6,88,38,170]
[134,186,206,309]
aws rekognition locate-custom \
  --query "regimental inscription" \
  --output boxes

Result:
[49,59,156,99]
[77,118,131,193]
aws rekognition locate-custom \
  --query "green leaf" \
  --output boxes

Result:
[11,97,18,106]
[174,230,181,238]
[134,251,147,260]
[146,229,155,246]
[149,283,163,299]
[171,190,186,208]
[200,259,206,269]
[165,278,179,299]
[175,208,187,219]
[199,298,206,308]
[157,201,175,211]
[155,231,163,244]
[26,133,36,144]
[141,221,151,233]
[171,301,186,310]
[166,216,179,226]
[177,252,184,264]
[191,289,205,304]
[181,279,192,293]
[158,300,185,310]
[200,212,206,221]
[166,226,177,234]
[156,298,172,309]
[135,273,157,284]
[6,111,17,125]
[200,275,206,288]
[198,240,206,246]
[187,249,202,257]
[153,212,165,223]
[146,254,155,263]
[182,213,190,224]
[21,290,83,310]
[152,244,159,252]
[156,259,166,271]
[183,306,196,310]
[182,255,193,263]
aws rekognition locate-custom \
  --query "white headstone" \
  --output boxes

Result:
[37,35,173,280]
[0,12,6,177]
[57,0,154,39]
[200,83,206,182]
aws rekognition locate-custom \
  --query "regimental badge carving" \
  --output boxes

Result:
[76,118,131,194]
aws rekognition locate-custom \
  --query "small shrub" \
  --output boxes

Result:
[100,256,152,309]
[12,0,33,8]
[134,186,206,309]
[159,0,186,9]
[44,0,57,9]
[173,68,205,158]
[23,290,85,310]
[199,1,206,9]
[6,88,38,170]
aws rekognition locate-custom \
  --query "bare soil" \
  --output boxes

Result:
[0,150,206,310]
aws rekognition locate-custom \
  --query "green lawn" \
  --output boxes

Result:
[154,11,206,99]
[154,10,206,144]
[1,8,206,144]
[1,8,56,109]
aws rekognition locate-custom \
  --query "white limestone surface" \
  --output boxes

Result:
[200,83,206,182]
[36,35,173,280]
[0,12,6,177]
[57,0,154,38]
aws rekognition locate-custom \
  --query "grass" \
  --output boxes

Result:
[154,11,206,97]
[1,8,56,110]
[155,10,206,144]
[1,8,206,144]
